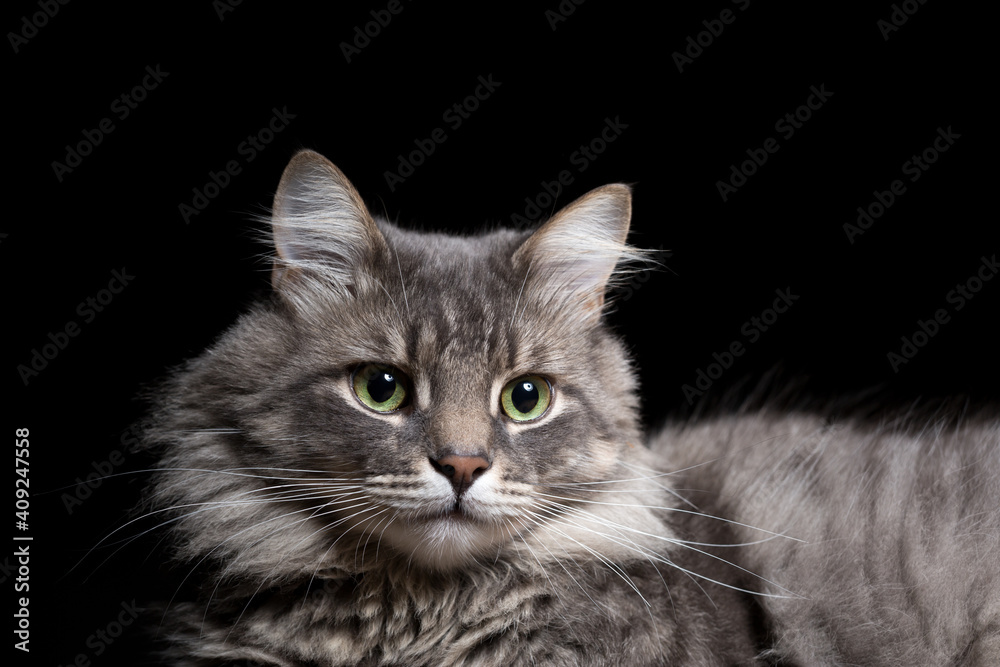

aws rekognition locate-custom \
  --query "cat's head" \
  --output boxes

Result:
[151,150,661,575]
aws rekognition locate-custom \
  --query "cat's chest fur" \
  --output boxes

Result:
[164,531,755,666]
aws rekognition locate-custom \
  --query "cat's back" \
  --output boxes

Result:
[651,403,1000,666]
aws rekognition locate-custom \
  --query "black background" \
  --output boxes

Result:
[7,1,996,665]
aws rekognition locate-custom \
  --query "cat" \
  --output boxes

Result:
[139,149,1000,666]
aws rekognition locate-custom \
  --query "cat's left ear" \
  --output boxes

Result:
[513,184,638,322]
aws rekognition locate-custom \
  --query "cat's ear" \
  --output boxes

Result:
[513,184,637,322]
[270,150,387,293]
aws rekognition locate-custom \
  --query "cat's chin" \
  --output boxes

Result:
[384,511,509,571]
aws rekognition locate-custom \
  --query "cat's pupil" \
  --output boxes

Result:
[511,381,538,414]
[368,372,397,403]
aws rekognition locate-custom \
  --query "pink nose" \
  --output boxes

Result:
[431,454,491,495]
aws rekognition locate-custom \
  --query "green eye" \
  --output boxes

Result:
[352,364,410,413]
[500,375,552,422]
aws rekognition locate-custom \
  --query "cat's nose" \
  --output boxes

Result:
[431,453,492,495]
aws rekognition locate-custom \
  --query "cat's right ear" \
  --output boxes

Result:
[270,150,388,294]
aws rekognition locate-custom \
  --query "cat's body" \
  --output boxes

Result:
[142,150,999,666]
[656,404,1000,665]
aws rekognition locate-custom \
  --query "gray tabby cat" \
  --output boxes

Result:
[143,149,1000,665]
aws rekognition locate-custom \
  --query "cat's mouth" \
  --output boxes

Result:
[378,501,509,570]
[402,500,504,536]
[430,502,479,523]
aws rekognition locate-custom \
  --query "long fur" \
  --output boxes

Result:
[137,151,1000,666]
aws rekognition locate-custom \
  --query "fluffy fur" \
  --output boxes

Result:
[654,402,1000,665]
[140,150,1000,666]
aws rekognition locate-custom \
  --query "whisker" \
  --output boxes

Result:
[507,514,608,618]
[226,502,386,643]
[533,491,804,543]
[206,496,381,631]
[530,498,801,599]
[522,507,651,608]
[190,498,363,636]
[77,481,366,584]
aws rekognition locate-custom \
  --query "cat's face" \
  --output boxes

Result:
[155,150,649,572]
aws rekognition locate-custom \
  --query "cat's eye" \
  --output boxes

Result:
[500,375,552,422]
[352,363,410,413]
